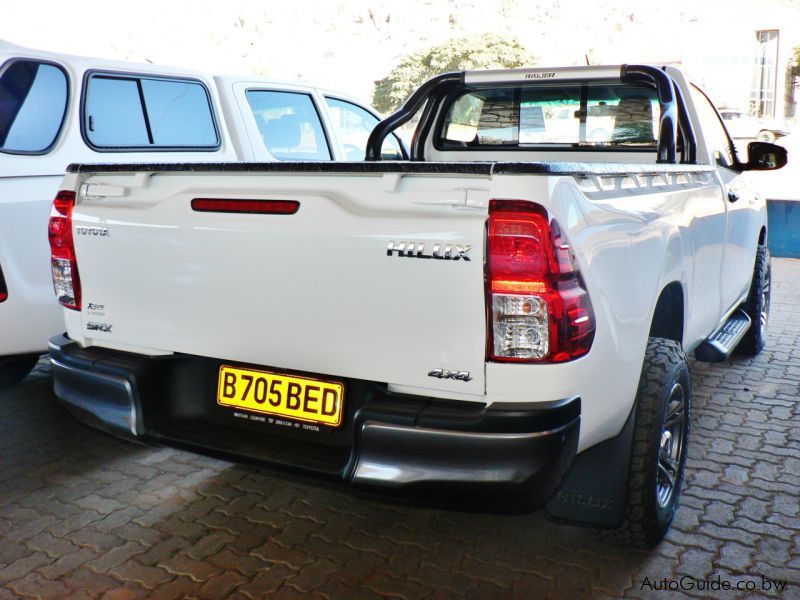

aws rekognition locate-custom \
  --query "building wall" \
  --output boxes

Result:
[674,6,799,120]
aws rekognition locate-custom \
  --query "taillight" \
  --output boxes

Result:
[0,263,7,302]
[487,200,595,363]
[48,190,81,310]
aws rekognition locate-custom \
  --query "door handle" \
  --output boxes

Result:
[727,191,740,203]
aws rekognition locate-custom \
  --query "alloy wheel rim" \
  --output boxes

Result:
[656,382,686,509]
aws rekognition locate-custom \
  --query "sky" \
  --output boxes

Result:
[3,0,799,110]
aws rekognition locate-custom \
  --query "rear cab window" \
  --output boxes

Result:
[83,72,219,150]
[0,59,69,154]
[245,90,331,160]
[437,82,660,151]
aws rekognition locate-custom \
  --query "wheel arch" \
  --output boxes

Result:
[648,281,685,346]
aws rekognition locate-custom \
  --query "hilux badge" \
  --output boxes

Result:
[387,241,471,261]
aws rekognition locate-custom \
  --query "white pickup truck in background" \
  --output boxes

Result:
[49,64,786,548]
[0,41,402,387]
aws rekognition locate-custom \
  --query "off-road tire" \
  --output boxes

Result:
[606,337,691,549]
[737,245,770,356]
[0,355,39,390]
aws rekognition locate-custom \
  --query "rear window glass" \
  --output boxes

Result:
[0,60,68,154]
[440,83,659,149]
[84,73,218,150]
[246,90,331,160]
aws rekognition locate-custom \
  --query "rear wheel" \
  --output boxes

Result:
[737,245,770,356]
[0,354,40,390]
[607,337,690,548]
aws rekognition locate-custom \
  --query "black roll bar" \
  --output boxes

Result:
[366,72,464,161]
[621,64,696,164]
[673,83,698,164]
[366,65,697,164]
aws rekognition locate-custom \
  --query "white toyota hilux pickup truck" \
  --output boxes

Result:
[48,65,786,547]
[0,40,403,388]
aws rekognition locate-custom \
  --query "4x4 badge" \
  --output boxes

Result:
[428,368,472,382]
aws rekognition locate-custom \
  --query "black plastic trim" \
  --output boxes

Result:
[48,334,142,439]
[51,357,138,438]
[0,57,70,156]
[80,70,221,153]
[67,160,493,175]
[65,160,714,176]
[49,336,583,507]
[352,414,579,507]
[544,401,636,527]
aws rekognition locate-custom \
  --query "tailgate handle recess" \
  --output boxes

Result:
[80,172,153,199]
[80,183,128,198]
[410,187,489,208]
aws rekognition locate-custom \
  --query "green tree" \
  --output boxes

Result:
[372,34,536,114]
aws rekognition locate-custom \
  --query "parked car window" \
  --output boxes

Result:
[0,60,68,154]
[246,90,330,160]
[85,76,149,147]
[690,86,735,168]
[325,97,403,160]
[84,73,219,150]
[439,83,659,149]
[720,110,742,122]
[141,79,218,147]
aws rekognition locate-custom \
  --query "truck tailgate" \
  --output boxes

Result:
[71,171,490,398]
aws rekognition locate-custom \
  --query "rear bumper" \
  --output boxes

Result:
[49,334,580,508]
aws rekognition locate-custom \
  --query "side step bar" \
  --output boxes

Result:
[694,309,751,362]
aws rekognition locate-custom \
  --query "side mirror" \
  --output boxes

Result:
[740,141,788,171]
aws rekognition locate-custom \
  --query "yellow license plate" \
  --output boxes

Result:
[217,365,344,427]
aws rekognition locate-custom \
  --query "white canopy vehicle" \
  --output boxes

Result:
[0,41,401,387]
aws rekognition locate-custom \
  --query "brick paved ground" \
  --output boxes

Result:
[1,260,799,599]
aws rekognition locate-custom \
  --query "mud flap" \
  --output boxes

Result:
[543,404,635,527]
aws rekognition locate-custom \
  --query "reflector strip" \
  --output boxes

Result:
[191,198,300,215]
